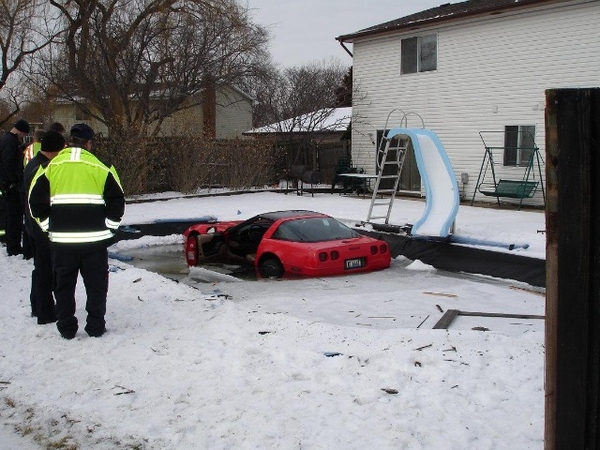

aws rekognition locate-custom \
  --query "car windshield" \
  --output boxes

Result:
[272,217,361,242]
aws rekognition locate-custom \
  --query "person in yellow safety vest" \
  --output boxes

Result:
[28,123,125,339]
[23,129,46,167]
[23,130,66,324]
[18,129,46,259]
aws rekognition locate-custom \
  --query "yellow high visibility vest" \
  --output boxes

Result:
[23,142,41,166]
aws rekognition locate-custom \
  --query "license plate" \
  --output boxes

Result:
[345,258,365,269]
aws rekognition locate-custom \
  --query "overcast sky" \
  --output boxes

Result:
[245,0,446,68]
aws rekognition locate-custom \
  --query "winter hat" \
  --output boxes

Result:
[14,119,30,134]
[70,123,95,141]
[41,130,66,153]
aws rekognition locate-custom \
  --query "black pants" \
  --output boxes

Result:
[29,231,56,323]
[52,246,109,337]
[0,191,6,242]
[5,185,24,256]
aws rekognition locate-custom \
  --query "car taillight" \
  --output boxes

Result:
[185,237,197,265]
[370,245,378,255]
[319,250,340,262]
[380,244,388,254]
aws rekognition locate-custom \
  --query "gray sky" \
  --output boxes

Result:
[246,0,445,67]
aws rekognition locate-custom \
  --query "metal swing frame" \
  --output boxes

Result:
[471,130,545,210]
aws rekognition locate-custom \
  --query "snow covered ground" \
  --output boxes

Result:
[0,192,546,449]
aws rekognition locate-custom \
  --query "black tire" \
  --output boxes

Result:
[259,256,284,278]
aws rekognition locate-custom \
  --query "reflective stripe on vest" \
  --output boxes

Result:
[24,144,34,164]
[24,142,41,166]
[105,218,120,229]
[48,230,114,244]
[50,194,105,205]
[38,217,50,232]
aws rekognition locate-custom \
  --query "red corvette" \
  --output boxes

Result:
[183,210,391,278]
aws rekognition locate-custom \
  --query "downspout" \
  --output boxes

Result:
[338,40,353,58]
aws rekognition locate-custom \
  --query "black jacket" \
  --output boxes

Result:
[0,132,24,191]
[22,152,50,238]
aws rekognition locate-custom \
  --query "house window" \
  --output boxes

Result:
[504,125,536,167]
[401,34,437,74]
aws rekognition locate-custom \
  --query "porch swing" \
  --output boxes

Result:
[471,129,545,210]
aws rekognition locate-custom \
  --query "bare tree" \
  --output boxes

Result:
[240,58,350,175]
[247,58,348,132]
[42,0,269,139]
[0,0,59,126]
[335,66,352,108]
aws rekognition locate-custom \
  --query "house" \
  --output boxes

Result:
[244,107,352,183]
[336,0,600,206]
[244,107,351,142]
[52,85,254,139]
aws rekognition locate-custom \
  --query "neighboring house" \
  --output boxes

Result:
[336,0,599,206]
[52,85,254,139]
[244,107,352,183]
[244,107,351,144]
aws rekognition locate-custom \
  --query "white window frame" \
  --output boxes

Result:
[503,125,536,167]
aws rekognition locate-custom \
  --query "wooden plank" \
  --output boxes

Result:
[432,309,460,329]
[459,311,544,320]
[545,88,600,450]
[432,309,544,330]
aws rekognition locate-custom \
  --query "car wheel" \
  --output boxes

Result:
[259,257,284,278]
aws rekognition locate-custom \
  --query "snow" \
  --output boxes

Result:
[0,192,546,449]
[245,107,352,134]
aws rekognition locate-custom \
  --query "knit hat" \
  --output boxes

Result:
[14,119,30,134]
[70,123,95,141]
[41,130,66,153]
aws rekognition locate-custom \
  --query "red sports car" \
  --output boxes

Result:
[183,210,391,278]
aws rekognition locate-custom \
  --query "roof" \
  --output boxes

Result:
[53,83,255,105]
[336,0,570,42]
[244,107,352,135]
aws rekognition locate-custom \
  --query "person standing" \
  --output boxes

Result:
[0,119,30,256]
[29,124,125,339]
[23,129,45,166]
[47,122,66,136]
[20,129,47,262]
[23,131,66,324]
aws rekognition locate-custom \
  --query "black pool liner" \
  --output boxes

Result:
[362,230,545,288]
[116,220,545,288]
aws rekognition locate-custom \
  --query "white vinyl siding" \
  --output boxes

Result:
[215,88,254,139]
[350,0,599,206]
[51,86,253,139]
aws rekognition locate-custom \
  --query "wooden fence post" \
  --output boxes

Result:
[545,88,600,450]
